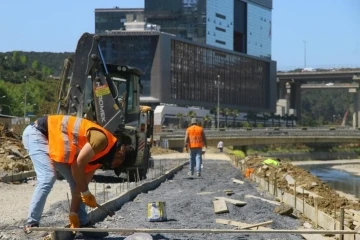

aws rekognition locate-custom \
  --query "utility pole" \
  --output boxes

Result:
[217,75,220,129]
[23,76,27,120]
[303,40,307,68]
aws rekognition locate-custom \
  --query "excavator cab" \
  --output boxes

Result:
[57,33,153,180]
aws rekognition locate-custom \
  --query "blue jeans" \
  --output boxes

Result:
[189,148,202,174]
[22,125,88,225]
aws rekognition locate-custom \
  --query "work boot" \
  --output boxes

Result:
[74,222,109,239]
[187,171,193,176]
[23,223,49,239]
[197,172,201,177]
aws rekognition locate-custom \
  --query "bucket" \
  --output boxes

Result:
[147,201,167,222]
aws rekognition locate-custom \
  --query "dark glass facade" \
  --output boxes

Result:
[145,0,207,43]
[95,9,144,34]
[170,39,269,108]
[98,35,159,96]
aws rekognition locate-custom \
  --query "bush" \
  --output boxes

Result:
[232,150,246,158]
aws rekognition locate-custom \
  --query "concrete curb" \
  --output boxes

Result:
[52,160,188,240]
[0,170,36,183]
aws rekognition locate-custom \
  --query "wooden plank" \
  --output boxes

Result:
[215,197,247,206]
[213,200,229,214]
[216,219,272,230]
[244,195,281,206]
[232,178,244,184]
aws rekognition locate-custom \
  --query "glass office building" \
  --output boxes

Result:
[143,0,272,59]
[96,32,276,112]
[95,8,144,34]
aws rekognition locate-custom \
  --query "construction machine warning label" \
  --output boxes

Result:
[95,84,111,96]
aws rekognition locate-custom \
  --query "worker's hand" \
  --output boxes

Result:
[69,212,80,229]
[80,190,97,208]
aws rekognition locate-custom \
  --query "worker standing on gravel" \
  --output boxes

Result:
[184,118,207,177]
[22,115,136,235]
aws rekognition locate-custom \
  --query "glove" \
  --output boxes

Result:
[69,212,80,229]
[81,190,97,208]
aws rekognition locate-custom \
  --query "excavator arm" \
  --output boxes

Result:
[57,33,125,133]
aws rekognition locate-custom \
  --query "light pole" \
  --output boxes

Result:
[303,40,307,68]
[23,76,27,120]
[217,75,220,129]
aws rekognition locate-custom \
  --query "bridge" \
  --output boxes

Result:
[276,70,360,127]
[157,128,360,150]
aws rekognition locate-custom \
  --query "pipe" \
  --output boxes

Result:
[30,227,359,235]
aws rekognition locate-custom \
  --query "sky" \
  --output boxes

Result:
[0,0,359,70]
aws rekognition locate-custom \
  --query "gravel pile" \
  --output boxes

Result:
[85,160,303,240]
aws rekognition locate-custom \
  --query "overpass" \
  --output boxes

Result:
[276,70,360,127]
[158,128,360,150]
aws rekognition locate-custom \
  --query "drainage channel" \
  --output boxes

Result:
[67,160,303,240]
[301,164,360,199]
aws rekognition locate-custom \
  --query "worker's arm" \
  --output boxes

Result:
[202,130,208,148]
[71,143,95,193]
[184,129,189,147]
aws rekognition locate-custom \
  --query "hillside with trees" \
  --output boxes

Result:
[0,51,356,126]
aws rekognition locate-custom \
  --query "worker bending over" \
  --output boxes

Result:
[22,115,136,234]
[184,118,207,177]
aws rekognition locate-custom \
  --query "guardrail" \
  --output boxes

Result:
[156,128,360,139]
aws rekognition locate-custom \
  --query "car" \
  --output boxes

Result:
[326,83,334,86]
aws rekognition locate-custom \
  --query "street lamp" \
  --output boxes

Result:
[217,75,220,130]
[23,76,27,119]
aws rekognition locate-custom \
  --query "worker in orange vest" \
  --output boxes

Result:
[184,118,207,177]
[22,115,136,236]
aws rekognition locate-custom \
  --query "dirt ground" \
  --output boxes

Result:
[243,156,360,218]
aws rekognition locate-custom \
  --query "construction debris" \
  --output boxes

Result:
[213,199,229,214]
[214,197,247,206]
[232,178,244,184]
[216,218,273,230]
[274,203,294,216]
[244,195,281,206]
[224,189,234,196]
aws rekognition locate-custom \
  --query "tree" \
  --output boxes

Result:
[230,109,239,127]
[202,114,212,128]
[222,108,232,127]
[176,113,185,129]
[20,55,27,65]
[31,60,39,70]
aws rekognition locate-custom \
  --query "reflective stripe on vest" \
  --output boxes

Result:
[187,125,204,148]
[48,115,118,164]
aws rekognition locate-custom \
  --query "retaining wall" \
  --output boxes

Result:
[230,156,358,240]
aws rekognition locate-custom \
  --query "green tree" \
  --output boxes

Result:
[230,109,239,127]
[187,110,197,126]
[202,114,212,128]
[31,60,39,70]
[20,55,27,65]
[176,113,184,129]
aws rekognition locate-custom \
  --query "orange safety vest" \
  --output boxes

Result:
[186,125,204,148]
[47,115,118,164]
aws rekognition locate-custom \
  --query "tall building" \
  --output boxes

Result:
[145,0,272,59]
[95,0,272,59]
[95,7,144,34]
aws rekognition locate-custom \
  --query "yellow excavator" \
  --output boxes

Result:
[56,33,154,180]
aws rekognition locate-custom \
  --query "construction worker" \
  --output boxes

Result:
[22,115,136,235]
[184,118,207,177]
[262,158,281,167]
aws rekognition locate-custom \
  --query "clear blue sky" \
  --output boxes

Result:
[1,0,359,70]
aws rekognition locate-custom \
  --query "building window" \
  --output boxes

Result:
[215,40,226,45]
[215,13,226,20]
[216,27,226,32]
